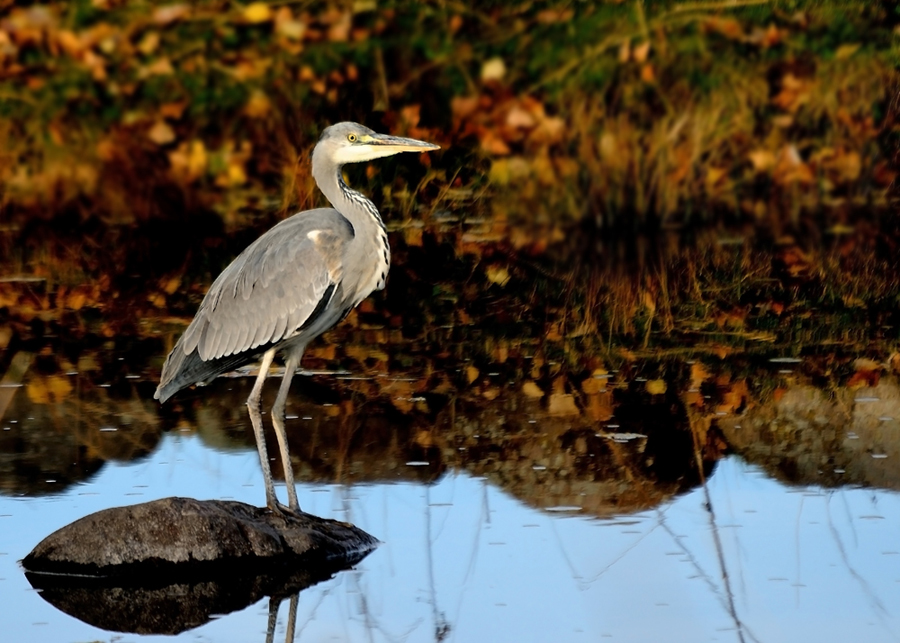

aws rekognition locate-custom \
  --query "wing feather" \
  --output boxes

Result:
[250,316,270,349]
[271,314,288,342]
[183,210,351,362]
[232,322,250,357]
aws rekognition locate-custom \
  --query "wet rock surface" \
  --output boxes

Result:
[22,497,379,578]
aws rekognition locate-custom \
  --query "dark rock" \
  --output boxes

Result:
[22,497,379,578]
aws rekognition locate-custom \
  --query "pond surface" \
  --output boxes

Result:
[3,353,900,643]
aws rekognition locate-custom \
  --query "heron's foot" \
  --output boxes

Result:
[267,500,304,519]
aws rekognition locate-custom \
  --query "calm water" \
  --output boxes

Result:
[3,363,900,643]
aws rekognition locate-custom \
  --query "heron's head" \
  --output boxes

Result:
[315,122,440,167]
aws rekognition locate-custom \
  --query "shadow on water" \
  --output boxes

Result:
[25,564,346,639]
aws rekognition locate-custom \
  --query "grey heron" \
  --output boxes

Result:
[155,122,440,514]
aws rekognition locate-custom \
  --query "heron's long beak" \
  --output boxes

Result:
[364,132,441,153]
[334,132,440,164]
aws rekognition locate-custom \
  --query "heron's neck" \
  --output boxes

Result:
[315,165,392,293]
[337,173,387,233]
[315,165,386,235]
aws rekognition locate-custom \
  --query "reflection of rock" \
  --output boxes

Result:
[23,497,378,577]
[27,565,354,635]
[719,377,900,488]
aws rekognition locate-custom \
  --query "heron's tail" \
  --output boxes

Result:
[155,346,257,403]
[154,345,190,403]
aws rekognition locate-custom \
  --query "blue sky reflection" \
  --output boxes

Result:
[2,434,899,643]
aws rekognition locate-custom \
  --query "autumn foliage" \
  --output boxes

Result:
[0,1,899,359]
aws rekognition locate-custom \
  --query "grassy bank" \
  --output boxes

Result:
[1,1,899,363]
[0,1,896,226]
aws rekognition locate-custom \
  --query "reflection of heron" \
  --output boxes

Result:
[155,122,440,513]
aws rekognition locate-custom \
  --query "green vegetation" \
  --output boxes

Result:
[0,1,895,223]
[0,1,899,362]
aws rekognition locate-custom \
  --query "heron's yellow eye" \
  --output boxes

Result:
[348,133,358,142]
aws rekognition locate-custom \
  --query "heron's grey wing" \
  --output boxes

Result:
[179,209,352,362]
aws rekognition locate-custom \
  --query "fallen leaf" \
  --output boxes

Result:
[645,379,667,395]
[137,31,160,56]
[451,95,479,121]
[530,116,566,146]
[704,17,743,40]
[486,265,511,287]
[586,392,613,421]
[852,357,882,372]
[835,43,861,59]
[522,381,544,398]
[748,149,776,172]
[244,90,272,118]
[414,430,434,448]
[481,57,506,83]
[745,24,785,48]
[774,145,814,185]
[159,100,188,119]
[772,73,813,113]
[633,41,651,63]
[326,12,351,42]
[65,289,88,310]
[848,369,880,388]
[55,30,84,57]
[827,223,855,235]
[153,4,189,25]
[403,226,423,247]
[536,8,574,23]
[390,379,414,413]
[690,363,711,390]
[506,104,536,129]
[705,166,728,189]
[276,13,307,40]
[827,149,861,183]
[140,57,174,77]
[27,375,73,404]
[581,373,607,395]
[307,343,336,360]
[243,2,273,23]
[549,393,579,416]
[479,130,511,155]
[168,139,208,181]
[719,380,748,413]
[148,120,176,145]
[226,161,247,185]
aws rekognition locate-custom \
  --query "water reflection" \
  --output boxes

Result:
[26,565,345,638]
[6,343,900,509]
[4,340,900,640]
[720,379,900,490]
[3,436,900,642]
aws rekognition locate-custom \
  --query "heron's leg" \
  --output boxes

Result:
[285,593,299,642]
[248,347,279,510]
[265,595,280,643]
[272,346,304,512]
